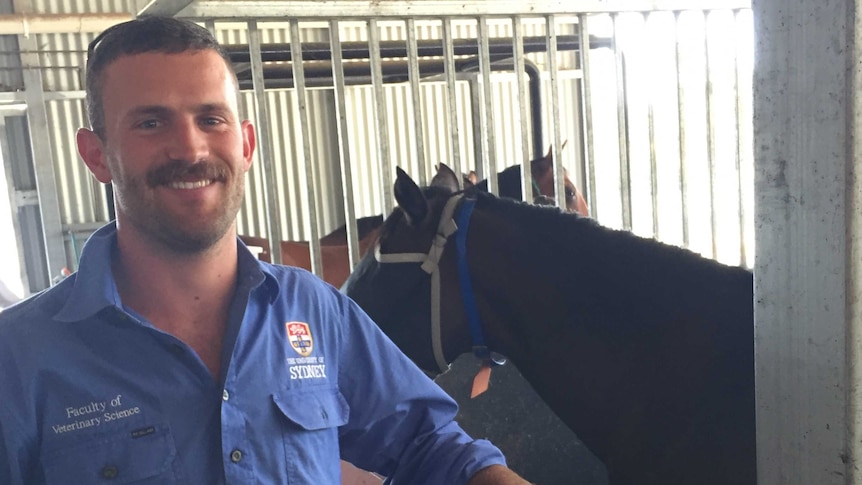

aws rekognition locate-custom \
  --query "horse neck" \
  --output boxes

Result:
[462,197,754,468]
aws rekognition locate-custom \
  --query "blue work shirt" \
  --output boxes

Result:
[0,223,506,484]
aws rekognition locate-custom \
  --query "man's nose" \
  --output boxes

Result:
[165,118,209,162]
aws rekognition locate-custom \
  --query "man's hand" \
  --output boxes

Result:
[467,464,532,485]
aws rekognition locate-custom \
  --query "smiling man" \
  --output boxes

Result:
[0,16,529,485]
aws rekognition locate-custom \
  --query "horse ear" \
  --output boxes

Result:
[430,163,460,193]
[463,170,478,188]
[533,146,553,177]
[394,167,428,226]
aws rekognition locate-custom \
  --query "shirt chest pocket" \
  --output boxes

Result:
[272,388,350,483]
[41,425,178,485]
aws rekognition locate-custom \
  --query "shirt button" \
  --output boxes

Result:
[230,449,243,463]
[222,390,229,401]
[101,465,119,479]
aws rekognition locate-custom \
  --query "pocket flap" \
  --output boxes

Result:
[41,425,176,484]
[273,388,350,431]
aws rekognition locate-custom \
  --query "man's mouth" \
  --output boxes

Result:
[167,179,215,190]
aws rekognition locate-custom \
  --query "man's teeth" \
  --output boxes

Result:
[168,180,213,189]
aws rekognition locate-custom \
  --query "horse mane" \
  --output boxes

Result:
[470,191,752,331]
[378,186,750,334]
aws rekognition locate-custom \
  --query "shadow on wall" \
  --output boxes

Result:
[434,355,609,485]
[342,355,608,485]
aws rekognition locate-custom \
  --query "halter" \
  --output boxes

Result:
[374,193,504,379]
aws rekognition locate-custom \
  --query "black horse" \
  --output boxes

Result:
[343,165,755,485]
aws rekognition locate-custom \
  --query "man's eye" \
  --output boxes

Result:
[138,120,160,129]
[202,117,222,126]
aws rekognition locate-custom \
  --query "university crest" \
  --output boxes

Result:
[286,322,314,356]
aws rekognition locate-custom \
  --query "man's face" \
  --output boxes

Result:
[77,50,256,253]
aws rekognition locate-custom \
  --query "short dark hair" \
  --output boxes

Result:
[85,16,237,138]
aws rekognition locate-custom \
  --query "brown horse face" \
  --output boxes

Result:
[530,147,589,216]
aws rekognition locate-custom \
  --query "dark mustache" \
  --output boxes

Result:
[147,161,229,187]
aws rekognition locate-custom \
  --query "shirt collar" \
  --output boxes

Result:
[55,223,281,322]
[55,222,123,322]
[237,238,280,304]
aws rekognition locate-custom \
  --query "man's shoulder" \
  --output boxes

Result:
[0,279,72,335]
[260,261,343,294]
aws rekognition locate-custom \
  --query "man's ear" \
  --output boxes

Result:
[241,120,256,171]
[76,128,112,184]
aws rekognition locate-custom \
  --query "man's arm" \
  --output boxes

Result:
[334,293,520,483]
[468,464,532,485]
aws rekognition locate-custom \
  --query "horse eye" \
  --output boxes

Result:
[565,187,576,199]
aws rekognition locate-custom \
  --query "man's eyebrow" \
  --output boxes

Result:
[196,103,233,115]
[124,103,234,119]
[126,105,172,119]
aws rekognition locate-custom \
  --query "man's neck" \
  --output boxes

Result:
[111,229,240,379]
[114,231,238,308]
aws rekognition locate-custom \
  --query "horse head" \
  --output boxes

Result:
[343,164,474,375]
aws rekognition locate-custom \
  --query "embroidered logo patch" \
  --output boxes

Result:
[286,321,314,356]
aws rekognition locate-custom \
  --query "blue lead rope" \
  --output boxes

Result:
[454,198,504,366]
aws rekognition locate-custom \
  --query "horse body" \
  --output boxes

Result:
[343,166,755,485]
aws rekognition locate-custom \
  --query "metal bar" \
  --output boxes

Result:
[468,76,484,180]
[512,16,532,203]
[612,12,632,230]
[442,17,463,185]
[7,120,50,290]
[138,0,193,17]
[16,21,64,285]
[225,35,604,64]
[185,1,753,19]
[368,18,394,215]
[329,20,361,269]
[578,13,596,217]
[290,19,323,275]
[526,60,544,159]
[406,18,427,186]
[546,14,566,209]
[703,10,719,259]
[478,16,498,195]
[237,52,589,91]
[673,10,690,248]
[0,103,26,115]
[248,20,285,265]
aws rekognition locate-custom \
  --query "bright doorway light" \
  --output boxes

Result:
[0,143,24,310]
